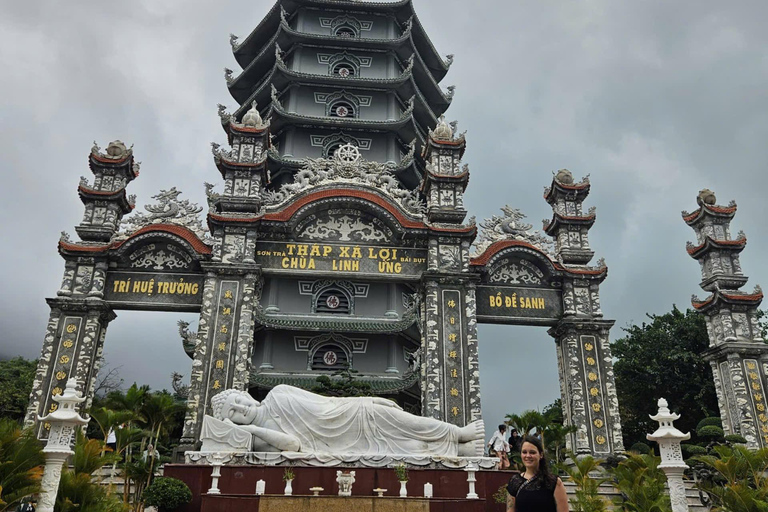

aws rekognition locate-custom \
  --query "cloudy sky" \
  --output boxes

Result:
[2,0,767,438]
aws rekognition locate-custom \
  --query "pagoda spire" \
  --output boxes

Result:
[75,141,138,242]
[420,116,469,224]
[543,169,595,265]
[683,189,767,449]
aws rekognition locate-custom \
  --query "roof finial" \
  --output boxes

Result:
[697,189,717,206]
[432,115,453,140]
[242,101,264,128]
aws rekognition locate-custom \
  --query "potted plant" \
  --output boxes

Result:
[283,467,295,495]
[394,463,409,497]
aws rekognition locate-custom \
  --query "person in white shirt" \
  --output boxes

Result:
[487,424,510,469]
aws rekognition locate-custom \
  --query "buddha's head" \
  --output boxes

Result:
[211,389,260,424]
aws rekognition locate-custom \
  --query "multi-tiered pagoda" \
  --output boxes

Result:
[28,0,626,459]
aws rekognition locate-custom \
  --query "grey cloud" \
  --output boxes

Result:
[2,0,766,440]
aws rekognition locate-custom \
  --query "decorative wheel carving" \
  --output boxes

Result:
[334,143,361,164]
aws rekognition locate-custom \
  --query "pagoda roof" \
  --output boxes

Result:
[77,185,135,214]
[230,58,443,134]
[213,148,269,178]
[59,224,212,257]
[233,0,450,81]
[682,202,738,225]
[267,99,426,145]
[692,288,763,312]
[543,176,591,203]
[254,307,418,332]
[228,20,451,114]
[470,239,607,280]
[687,235,747,259]
[88,151,139,179]
[250,369,419,395]
[543,212,596,234]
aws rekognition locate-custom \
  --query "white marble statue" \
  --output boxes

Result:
[207,385,484,457]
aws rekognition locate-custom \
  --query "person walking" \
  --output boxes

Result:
[487,424,510,469]
[505,435,568,512]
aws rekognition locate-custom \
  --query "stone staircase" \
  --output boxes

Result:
[562,480,709,511]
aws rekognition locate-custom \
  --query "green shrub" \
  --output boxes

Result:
[629,442,651,454]
[695,417,722,430]
[609,453,671,512]
[681,444,707,457]
[697,425,724,439]
[723,434,747,445]
[142,477,192,512]
[693,445,768,510]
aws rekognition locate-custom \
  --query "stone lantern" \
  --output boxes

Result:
[36,380,89,512]
[646,398,691,512]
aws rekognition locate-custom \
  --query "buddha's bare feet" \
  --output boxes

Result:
[458,439,485,457]
[458,419,484,443]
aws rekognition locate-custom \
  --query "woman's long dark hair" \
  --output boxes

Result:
[521,435,556,486]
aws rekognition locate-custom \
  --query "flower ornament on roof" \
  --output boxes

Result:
[431,115,453,141]
[91,140,132,160]
[473,205,554,257]
[241,101,266,128]
[555,169,574,185]
[697,188,717,206]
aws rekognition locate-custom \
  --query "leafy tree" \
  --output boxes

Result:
[613,307,718,448]
[0,358,36,422]
[0,419,43,511]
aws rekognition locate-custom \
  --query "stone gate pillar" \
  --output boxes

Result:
[26,141,137,438]
[421,277,482,426]
[543,170,624,456]
[181,108,269,446]
[419,118,480,426]
[549,319,624,455]
[180,266,260,446]
[683,190,768,449]
[26,298,116,439]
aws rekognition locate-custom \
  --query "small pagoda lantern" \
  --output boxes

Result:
[646,398,691,512]
[37,380,89,512]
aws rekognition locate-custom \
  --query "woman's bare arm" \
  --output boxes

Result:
[554,477,569,512]
[506,491,515,512]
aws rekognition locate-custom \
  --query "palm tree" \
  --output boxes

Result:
[0,419,44,512]
[505,410,546,437]
[560,455,609,512]
[89,408,136,455]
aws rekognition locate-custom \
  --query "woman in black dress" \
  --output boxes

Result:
[506,436,569,512]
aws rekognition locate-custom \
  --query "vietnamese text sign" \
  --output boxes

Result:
[255,241,427,277]
[476,285,562,324]
[105,271,204,309]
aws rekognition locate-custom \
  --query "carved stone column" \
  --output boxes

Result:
[420,276,480,427]
[25,298,116,439]
[180,265,260,446]
[549,319,624,456]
